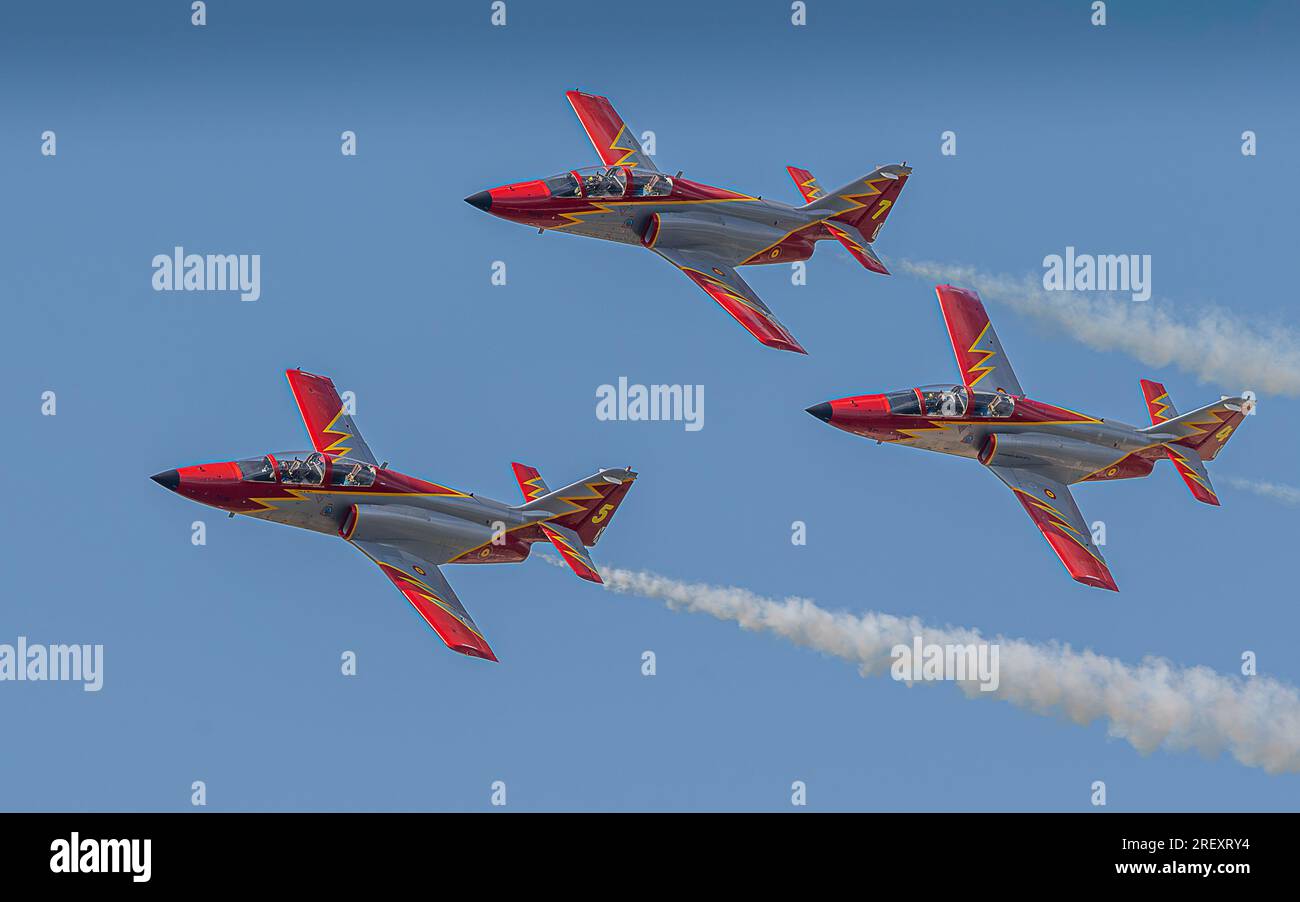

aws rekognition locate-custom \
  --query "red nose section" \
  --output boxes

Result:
[169,461,242,508]
[806,394,889,427]
[488,179,550,205]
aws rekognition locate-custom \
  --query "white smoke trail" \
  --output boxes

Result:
[895,258,1300,397]
[545,556,1300,774]
[1224,475,1300,506]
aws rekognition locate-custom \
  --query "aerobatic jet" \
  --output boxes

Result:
[464,89,911,354]
[806,285,1253,590]
[150,369,636,661]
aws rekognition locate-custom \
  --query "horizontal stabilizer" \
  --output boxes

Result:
[802,163,912,248]
[788,165,891,273]
[1141,393,1254,461]
[1164,443,1219,506]
[520,467,637,546]
[540,522,603,583]
[1140,379,1231,505]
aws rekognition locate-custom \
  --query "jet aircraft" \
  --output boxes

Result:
[151,369,636,661]
[806,285,1254,590]
[465,89,911,354]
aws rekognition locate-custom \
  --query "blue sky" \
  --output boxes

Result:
[3,0,1298,810]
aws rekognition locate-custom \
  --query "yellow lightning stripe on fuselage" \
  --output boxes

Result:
[244,486,469,515]
[552,194,762,232]
[890,409,1104,446]
[890,419,961,443]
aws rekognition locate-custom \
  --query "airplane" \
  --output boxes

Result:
[464,89,911,355]
[805,285,1254,591]
[150,369,637,661]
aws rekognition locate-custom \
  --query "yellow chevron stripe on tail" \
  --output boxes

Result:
[511,463,550,503]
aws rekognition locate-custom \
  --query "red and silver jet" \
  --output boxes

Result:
[465,90,911,354]
[807,286,1254,590]
[151,369,636,661]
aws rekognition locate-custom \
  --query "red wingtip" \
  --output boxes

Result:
[1073,572,1119,592]
[761,335,808,354]
[458,642,499,663]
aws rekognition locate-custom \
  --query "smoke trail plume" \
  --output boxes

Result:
[1224,475,1300,506]
[895,259,1300,397]
[549,557,1300,774]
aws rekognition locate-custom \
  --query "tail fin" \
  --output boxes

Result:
[511,462,550,503]
[789,166,893,274]
[1139,380,1254,505]
[1139,378,1177,424]
[519,466,637,580]
[787,166,824,204]
[801,163,911,259]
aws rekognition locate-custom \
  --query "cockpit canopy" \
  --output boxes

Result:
[884,385,1016,418]
[236,453,377,487]
[544,166,673,200]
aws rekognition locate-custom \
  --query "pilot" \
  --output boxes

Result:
[987,393,1008,417]
[344,463,362,486]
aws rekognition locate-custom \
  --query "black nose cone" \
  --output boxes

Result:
[151,469,180,491]
[464,191,491,212]
[806,402,833,423]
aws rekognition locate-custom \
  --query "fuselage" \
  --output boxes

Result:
[466,165,837,266]
[151,451,540,564]
[810,385,1172,485]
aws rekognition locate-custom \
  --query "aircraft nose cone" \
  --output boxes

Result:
[151,469,180,491]
[806,402,833,423]
[464,190,491,212]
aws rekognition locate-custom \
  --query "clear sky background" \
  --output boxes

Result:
[3,0,1298,811]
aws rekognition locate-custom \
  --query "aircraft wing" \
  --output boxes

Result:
[285,369,379,465]
[350,538,498,661]
[566,90,659,172]
[935,285,1024,396]
[989,465,1117,591]
[654,247,806,354]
